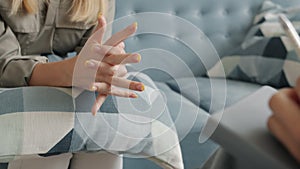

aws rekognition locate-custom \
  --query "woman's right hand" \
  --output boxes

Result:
[70,16,144,115]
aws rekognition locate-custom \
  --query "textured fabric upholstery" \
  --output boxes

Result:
[1,0,298,168]
[114,0,299,56]
[113,0,300,168]
[114,0,300,79]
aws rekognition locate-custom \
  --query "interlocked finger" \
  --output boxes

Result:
[111,77,144,91]
[114,65,127,77]
[95,75,144,91]
[93,45,125,57]
[102,53,141,65]
[109,86,138,98]
[91,82,111,93]
[85,60,116,76]
[117,42,125,49]
[92,94,107,116]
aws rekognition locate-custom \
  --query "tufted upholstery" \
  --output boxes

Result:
[113,0,300,80]
[114,0,262,57]
[114,0,299,56]
[113,0,300,168]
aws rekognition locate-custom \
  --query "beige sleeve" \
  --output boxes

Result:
[0,18,48,87]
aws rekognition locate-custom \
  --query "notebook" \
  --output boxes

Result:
[204,86,299,169]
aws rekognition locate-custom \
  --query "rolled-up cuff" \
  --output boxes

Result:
[0,56,48,87]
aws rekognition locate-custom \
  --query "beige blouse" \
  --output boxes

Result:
[0,0,115,87]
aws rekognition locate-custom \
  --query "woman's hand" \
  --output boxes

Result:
[29,15,144,115]
[72,15,144,115]
[268,77,300,163]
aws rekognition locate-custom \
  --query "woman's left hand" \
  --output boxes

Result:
[72,15,144,115]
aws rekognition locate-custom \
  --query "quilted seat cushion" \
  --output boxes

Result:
[166,77,261,113]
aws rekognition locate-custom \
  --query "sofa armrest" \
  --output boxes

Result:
[205,86,299,169]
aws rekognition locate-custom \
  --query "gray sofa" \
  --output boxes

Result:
[0,0,299,168]
[112,0,300,168]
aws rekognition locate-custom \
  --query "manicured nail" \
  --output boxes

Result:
[85,60,96,68]
[129,22,138,31]
[130,53,141,62]
[130,93,138,98]
[98,12,103,19]
[90,85,97,91]
[136,84,145,91]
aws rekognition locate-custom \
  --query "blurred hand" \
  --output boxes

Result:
[268,77,300,163]
[72,15,144,115]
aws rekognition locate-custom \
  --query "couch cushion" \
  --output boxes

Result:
[166,77,262,113]
[155,82,209,136]
[207,1,300,88]
[124,82,219,169]
[0,86,185,169]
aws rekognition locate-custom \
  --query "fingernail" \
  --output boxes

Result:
[85,60,96,68]
[90,85,97,91]
[130,93,138,98]
[129,22,138,31]
[130,54,141,62]
[98,12,103,19]
[136,84,145,91]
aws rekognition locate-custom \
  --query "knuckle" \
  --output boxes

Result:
[120,49,126,54]
[101,84,111,94]
[99,62,110,71]
[113,65,120,71]
[97,62,105,70]
[114,66,127,77]
[107,46,116,55]
[110,67,117,76]
[93,45,106,56]
[119,66,127,75]
[113,47,122,54]
[95,74,103,82]
[105,76,113,84]
[122,67,128,74]
[97,62,105,74]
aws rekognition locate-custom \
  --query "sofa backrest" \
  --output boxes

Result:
[113,0,299,81]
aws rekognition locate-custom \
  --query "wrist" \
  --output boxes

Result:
[29,56,77,87]
[61,56,77,86]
